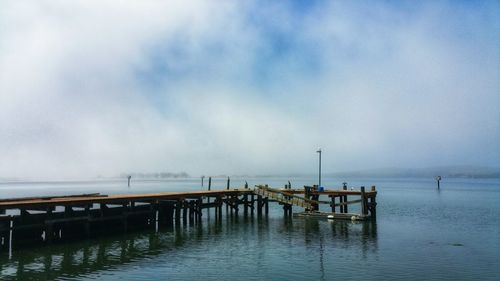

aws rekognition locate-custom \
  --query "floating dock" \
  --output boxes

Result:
[0,182,377,251]
[293,212,371,220]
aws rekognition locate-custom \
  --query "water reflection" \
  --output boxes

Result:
[0,217,378,280]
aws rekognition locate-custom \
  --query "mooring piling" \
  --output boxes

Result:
[435,176,442,189]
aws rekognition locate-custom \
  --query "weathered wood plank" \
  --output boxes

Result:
[0,190,253,210]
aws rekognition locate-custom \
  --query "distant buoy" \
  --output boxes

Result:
[327,215,334,220]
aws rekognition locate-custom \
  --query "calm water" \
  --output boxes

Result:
[0,177,498,280]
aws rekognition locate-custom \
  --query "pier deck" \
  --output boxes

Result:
[0,189,252,209]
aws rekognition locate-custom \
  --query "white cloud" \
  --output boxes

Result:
[0,1,498,179]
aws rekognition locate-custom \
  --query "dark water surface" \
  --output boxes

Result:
[0,177,498,280]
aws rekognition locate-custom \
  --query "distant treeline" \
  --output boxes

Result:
[120,172,189,179]
[325,166,500,179]
[445,172,500,179]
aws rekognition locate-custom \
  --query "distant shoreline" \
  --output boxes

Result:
[1,165,499,182]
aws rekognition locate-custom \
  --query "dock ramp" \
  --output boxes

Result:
[254,185,314,210]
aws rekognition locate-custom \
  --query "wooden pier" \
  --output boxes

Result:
[0,184,377,250]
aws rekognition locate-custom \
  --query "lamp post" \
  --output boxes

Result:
[316,148,322,188]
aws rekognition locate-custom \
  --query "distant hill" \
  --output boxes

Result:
[326,165,500,179]
[119,172,190,179]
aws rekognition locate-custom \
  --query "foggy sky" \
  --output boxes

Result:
[0,1,499,179]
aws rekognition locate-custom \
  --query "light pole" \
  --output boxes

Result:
[316,148,322,188]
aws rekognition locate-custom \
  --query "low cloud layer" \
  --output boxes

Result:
[1,1,498,179]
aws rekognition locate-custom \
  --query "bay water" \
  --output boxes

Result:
[0,177,498,280]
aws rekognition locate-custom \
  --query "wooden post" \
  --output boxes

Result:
[342,184,348,213]
[182,201,188,224]
[99,203,107,217]
[370,186,377,218]
[229,196,233,216]
[189,201,195,224]
[330,196,335,213]
[85,205,91,237]
[233,196,239,216]
[167,203,174,226]
[283,204,292,217]
[304,185,311,211]
[197,197,203,222]
[264,197,269,215]
[244,194,248,216]
[44,206,54,243]
[214,198,218,218]
[122,203,128,232]
[250,193,255,214]
[361,186,368,215]
[257,195,263,216]
[218,196,223,220]
[175,200,181,225]
[226,179,231,215]
[196,201,200,223]
[206,177,211,217]
[314,185,320,211]
[158,201,174,227]
[150,201,157,228]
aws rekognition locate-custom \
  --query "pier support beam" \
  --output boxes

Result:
[182,201,188,225]
[158,201,174,227]
[243,194,249,216]
[257,195,263,216]
[188,201,195,224]
[122,203,128,232]
[330,196,336,213]
[369,186,377,219]
[283,204,292,217]
[0,216,10,251]
[196,197,203,223]
[250,193,255,214]
[342,185,348,213]
[361,186,368,216]
[175,200,182,225]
